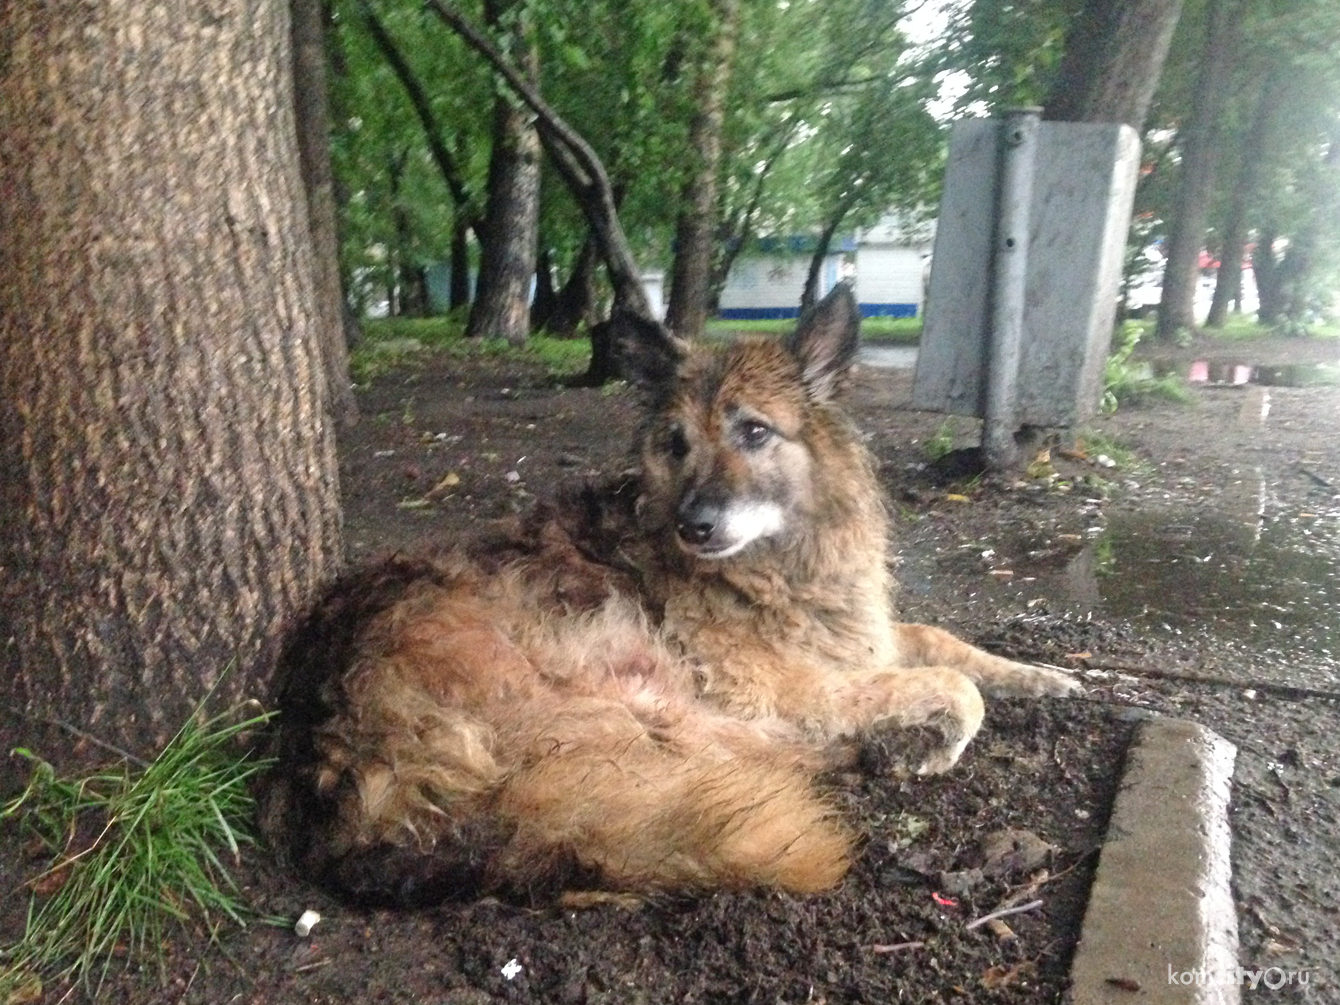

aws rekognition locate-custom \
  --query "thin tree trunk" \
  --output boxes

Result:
[466,0,541,344]
[800,200,855,314]
[543,236,598,336]
[0,0,343,758]
[450,215,472,309]
[1206,72,1282,327]
[1155,0,1241,341]
[664,0,741,338]
[531,242,558,331]
[1044,0,1185,129]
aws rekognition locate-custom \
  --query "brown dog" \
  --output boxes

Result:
[262,286,1075,906]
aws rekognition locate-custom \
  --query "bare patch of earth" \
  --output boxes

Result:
[5,332,1340,1002]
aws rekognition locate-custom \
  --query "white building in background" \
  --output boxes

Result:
[715,213,933,321]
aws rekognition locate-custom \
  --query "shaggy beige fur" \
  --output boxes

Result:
[263,286,1075,906]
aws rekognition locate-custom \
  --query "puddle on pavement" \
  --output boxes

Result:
[995,507,1340,684]
[1153,359,1340,387]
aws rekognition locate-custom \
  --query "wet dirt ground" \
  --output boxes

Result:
[4,329,1340,1002]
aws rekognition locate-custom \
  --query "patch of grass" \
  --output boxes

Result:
[1076,429,1143,471]
[1103,322,1193,413]
[0,705,272,995]
[351,315,591,383]
[923,419,958,461]
[706,316,922,344]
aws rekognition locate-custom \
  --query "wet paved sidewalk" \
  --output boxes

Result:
[878,353,1340,1002]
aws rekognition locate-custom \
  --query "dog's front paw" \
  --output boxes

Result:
[858,720,973,777]
[976,660,1080,699]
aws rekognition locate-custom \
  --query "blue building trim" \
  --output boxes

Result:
[859,303,918,318]
[718,303,919,321]
[717,306,802,320]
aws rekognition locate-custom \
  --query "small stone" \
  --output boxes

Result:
[938,868,985,895]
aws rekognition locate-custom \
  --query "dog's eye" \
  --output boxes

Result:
[738,420,773,450]
[667,427,690,459]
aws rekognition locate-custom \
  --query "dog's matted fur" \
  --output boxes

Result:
[262,286,1076,906]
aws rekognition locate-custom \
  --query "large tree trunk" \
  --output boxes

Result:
[1254,224,1284,324]
[664,0,741,339]
[466,0,541,344]
[1206,71,1282,327]
[0,0,344,760]
[293,0,358,426]
[1044,0,1185,129]
[1155,0,1242,341]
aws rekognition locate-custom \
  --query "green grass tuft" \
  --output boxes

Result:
[0,706,273,995]
[1103,322,1193,413]
[351,315,591,383]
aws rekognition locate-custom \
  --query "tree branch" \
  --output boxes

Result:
[357,0,474,214]
[423,0,658,323]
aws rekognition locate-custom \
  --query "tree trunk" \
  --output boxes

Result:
[543,236,598,336]
[0,0,344,760]
[1044,0,1185,129]
[1254,224,1283,323]
[800,202,854,314]
[293,0,358,426]
[450,216,473,310]
[664,0,741,339]
[1155,0,1242,341]
[1206,71,1282,327]
[466,0,541,344]
[530,242,558,331]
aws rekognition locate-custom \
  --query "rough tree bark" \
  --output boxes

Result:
[466,0,541,344]
[1206,71,1283,327]
[664,0,742,339]
[293,0,358,425]
[542,236,598,336]
[1156,0,1243,341]
[0,0,344,758]
[1044,0,1186,130]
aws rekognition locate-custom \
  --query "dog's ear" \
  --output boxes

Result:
[786,283,861,402]
[612,309,687,390]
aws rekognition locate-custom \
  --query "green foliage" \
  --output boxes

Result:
[0,707,272,995]
[1102,322,1192,413]
[923,419,957,461]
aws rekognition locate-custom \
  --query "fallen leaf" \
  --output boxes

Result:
[31,864,70,896]
[982,961,1035,988]
[944,493,970,503]
[1064,651,1093,660]
[426,472,461,498]
[3,970,41,1004]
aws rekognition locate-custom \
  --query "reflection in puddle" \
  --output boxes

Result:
[1004,508,1340,682]
[1157,359,1340,387]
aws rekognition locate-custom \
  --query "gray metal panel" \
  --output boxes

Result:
[1018,123,1141,426]
[912,119,997,416]
[913,120,1141,427]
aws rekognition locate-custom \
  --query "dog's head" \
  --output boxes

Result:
[616,285,862,561]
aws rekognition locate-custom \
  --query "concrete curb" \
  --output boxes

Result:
[1069,716,1239,1004]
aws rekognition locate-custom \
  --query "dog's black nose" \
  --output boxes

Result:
[676,496,721,545]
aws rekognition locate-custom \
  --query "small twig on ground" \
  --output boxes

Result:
[1072,661,1340,703]
[965,898,1044,932]
[1296,464,1336,490]
[0,706,150,768]
[869,941,925,954]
